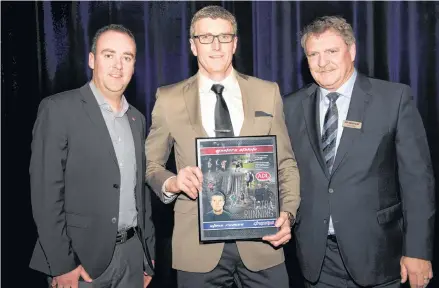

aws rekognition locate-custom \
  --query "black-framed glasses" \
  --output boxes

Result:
[193,33,235,44]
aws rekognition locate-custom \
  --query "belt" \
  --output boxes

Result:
[116,227,136,244]
[327,234,337,242]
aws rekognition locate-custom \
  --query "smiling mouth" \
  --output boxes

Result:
[109,74,122,78]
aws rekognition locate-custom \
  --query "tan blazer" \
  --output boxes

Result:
[146,72,300,273]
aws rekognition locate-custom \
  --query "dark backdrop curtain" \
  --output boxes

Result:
[2,1,438,287]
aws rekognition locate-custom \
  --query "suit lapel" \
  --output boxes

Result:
[331,75,371,175]
[236,73,255,136]
[79,84,118,167]
[126,107,142,209]
[302,84,330,179]
[183,74,208,137]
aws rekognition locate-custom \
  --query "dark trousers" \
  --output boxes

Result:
[48,234,144,288]
[305,237,401,288]
[177,242,289,288]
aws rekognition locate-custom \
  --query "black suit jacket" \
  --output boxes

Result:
[29,83,155,278]
[283,74,435,286]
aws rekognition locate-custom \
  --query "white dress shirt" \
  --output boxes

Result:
[198,69,244,137]
[162,69,244,201]
[319,69,357,234]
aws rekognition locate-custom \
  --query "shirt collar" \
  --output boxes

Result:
[319,69,358,102]
[89,81,130,115]
[198,68,238,94]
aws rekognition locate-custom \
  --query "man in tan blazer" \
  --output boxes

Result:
[146,5,300,288]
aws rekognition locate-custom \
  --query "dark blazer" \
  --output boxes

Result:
[29,83,155,278]
[283,74,435,286]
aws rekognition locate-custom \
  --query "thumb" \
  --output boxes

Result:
[80,267,93,282]
[400,261,408,283]
[275,215,286,228]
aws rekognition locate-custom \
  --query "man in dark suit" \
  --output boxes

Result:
[29,24,155,288]
[284,16,435,288]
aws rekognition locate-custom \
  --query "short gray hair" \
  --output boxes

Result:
[190,5,237,37]
[300,16,355,49]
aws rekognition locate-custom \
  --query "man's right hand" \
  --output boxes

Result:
[51,265,92,288]
[165,166,203,199]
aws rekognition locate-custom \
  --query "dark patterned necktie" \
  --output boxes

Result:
[322,92,340,173]
[212,84,234,137]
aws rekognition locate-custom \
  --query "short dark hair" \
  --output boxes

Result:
[211,191,226,201]
[91,24,136,54]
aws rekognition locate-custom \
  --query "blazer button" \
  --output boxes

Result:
[324,219,328,224]
[113,184,119,189]
[328,188,334,194]
[111,217,117,224]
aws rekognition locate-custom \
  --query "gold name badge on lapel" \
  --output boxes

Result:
[343,120,362,129]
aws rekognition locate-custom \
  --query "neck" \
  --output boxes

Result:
[92,79,123,112]
[199,64,233,82]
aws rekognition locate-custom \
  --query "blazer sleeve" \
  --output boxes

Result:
[145,88,177,203]
[396,85,435,261]
[29,98,78,276]
[270,83,301,217]
[142,114,156,262]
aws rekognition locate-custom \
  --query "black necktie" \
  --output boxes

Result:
[212,84,234,137]
[322,92,340,173]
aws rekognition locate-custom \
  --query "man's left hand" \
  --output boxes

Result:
[400,256,433,288]
[143,260,155,288]
[143,274,152,288]
[262,212,291,247]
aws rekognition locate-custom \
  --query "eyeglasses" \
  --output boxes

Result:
[192,33,235,44]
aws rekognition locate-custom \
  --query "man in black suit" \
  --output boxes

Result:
[284,16,435,288]
[29,24,155,288]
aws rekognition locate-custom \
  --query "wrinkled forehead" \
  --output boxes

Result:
[305,29,347,51]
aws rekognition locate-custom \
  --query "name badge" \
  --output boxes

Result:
[343,120,362,129]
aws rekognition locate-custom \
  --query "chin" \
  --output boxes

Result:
[318,78,339,89]
[106,84,125,92]
[208,67,227,73]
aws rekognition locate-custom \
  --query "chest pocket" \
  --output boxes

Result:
[253,111,273,135]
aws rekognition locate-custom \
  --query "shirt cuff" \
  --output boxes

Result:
[162,176,178,203]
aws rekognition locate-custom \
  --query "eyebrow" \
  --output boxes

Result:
[325,47,339,51]
[101,49,135,57]
[307,47,340,54]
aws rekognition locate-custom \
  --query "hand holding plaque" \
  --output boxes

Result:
[166,166,203,199]
[196,136,280,242]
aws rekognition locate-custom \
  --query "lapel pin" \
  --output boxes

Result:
[132,117,136,121]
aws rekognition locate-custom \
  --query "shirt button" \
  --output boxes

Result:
[328,188,334,194]
[119,162,124,168]
[113,184,119,189]
[118,137,122,142]
[111,217,117,224]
